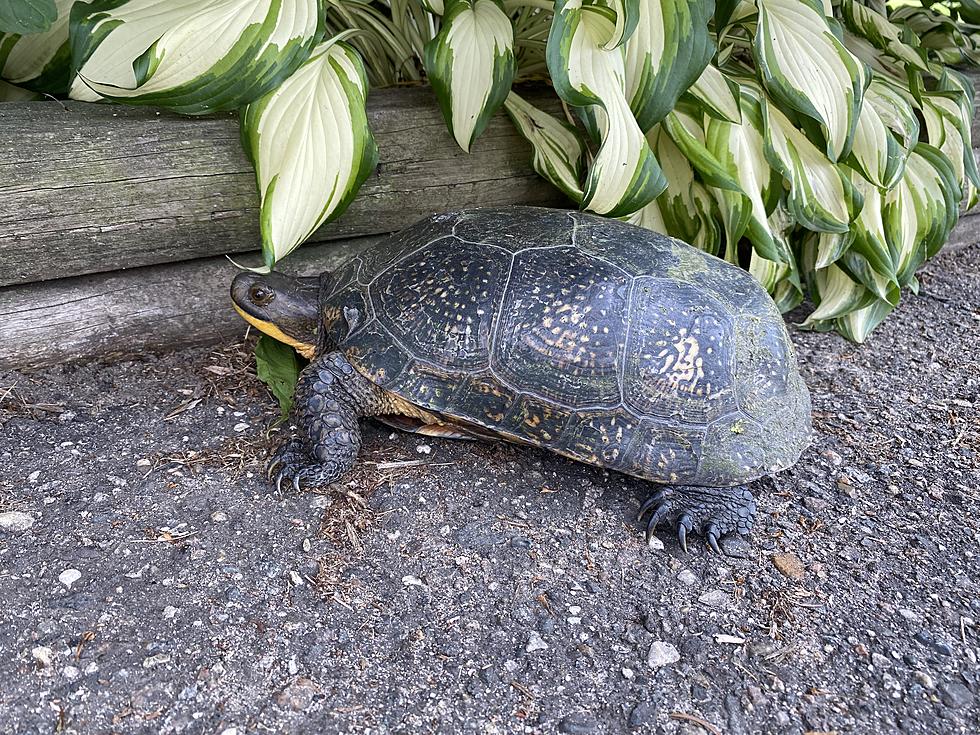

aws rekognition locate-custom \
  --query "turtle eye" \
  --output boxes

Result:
[249,284,274,306]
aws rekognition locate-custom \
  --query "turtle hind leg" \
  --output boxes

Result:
[268,351,385,491]
[638,484,757,553]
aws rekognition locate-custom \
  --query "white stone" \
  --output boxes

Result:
[58,569,81,588]
[677,570,698,586]
[0,511,34,533]
[647,641,680,669]
[525,632,549,653]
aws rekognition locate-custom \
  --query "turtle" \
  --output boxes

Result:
[230,206,811,551]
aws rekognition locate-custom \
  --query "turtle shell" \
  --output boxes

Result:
[320,207,811,486]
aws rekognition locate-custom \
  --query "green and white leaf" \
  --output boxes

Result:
[623,0,715,131]
[503,90,585,203]
[883,144,959,285]
[811,230,852,269]
[598,0,640,49]
[0,0,71,92]
[241,38,379,269]
[803,263,874,323]
[841,28,906,82]
[847,171,894,279]
[847,90,904,190]
[71,0,323,114]
[254,334,300,420]
[423,0,515,152]
[754,0,867,161]
[661,108,740,191]
[0,0,56,35]
[762,90,862,233]
[834,298,894,344]
[840,0,928,71]
[681,62,740,123]
[640,126,723,255]
[703,89,787,264]
[750,245,802,312]
[863,78,918,165]
[921,92,980,207]
[547,0,665,216]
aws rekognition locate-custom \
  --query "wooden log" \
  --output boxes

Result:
[0,86,567,288]
[0,236,380,370]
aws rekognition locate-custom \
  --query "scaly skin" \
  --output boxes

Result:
[267,351,390,491]
[638,485,757,553]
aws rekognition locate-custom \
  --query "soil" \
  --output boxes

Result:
[1,244,978,735]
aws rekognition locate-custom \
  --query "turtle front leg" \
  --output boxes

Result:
[638,485,757,553]
[267,351,385,492]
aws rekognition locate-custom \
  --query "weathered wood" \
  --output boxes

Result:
[0,236,380,370]
[0,86,567,287]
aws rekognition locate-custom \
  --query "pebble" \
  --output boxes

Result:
[914,672,936,690]
[914,630,953,656]
[720,537,752,558]
[677,570,697,586]
[32,646,54,667]
[142,653,171,668]
[233,422,249,433]
[940,681,974,708]
[401,575,424,587]
[210,511,228,522]
[136,458,152,467]
[772,552,804,580]
[646,535,664,551]
[628,701,658,728]
[646,641,680,669]
[698,589,730,608]
[416,444,432,455]
[558,713,597,734]
[0,511,34,533]
[525,632,549,653]
[162,606,178,620]
[802,496,829,512]
[276,677,318,711]
[58,569,81,589]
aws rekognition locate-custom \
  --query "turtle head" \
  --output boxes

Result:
[230,272,319,359]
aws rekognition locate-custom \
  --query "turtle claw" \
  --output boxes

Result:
[637,485,757,553]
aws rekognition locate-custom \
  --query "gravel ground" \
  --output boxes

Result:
[1,244,978,735]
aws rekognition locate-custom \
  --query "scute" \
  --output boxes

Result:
[622,278,737,424]
[372,238,510,370]
[492,245,629,409]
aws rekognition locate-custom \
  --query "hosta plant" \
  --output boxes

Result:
[1,0,978,342]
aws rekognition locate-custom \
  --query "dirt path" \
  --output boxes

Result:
[1,245,978,735]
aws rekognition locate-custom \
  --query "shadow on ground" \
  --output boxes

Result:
[1,246,978,735]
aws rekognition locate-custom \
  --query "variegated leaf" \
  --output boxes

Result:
[755,0,868,161]
[840,0,928,72]
[241,38,378,269]
[424,0,515,152]
[883,144,959,286]
[599,0,640,49]
[847,91,904,190]
[547,0,665,216]
[623,0,714,131]
[503,90,585,203]
[71,0,322,114]
[661,108,739,191]
[761,89,862,233]
[0,77,41,98]
[643,126,723,255]
[803,263,874,323]
[682,62,740,123]
[0,0,71,92]
[921,92,980,207]
[704,88,787,263]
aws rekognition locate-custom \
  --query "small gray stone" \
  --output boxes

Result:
[58,569,81,588]
[720,537,752,559]
[525,631,549,653]
[677,570,697,586]
[558,713,597,734]
[0,511,34,533]
[698,589,730,608]
[646,641,680,669]
[628,701,658,729]
[914,672,935,690]
[940,681,974,709]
